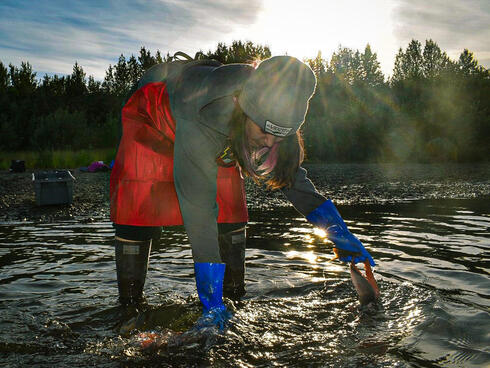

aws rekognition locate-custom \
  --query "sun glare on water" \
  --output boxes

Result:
[313,227,327,239]
[286,250,318,264]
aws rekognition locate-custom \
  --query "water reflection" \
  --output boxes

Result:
[0,198,489,367]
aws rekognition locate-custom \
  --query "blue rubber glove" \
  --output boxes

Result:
[193,262,231,332]
[306,200,375,266]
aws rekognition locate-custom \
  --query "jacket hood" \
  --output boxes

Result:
[197,64,253,135]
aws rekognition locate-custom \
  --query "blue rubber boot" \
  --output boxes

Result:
[307,199,375,266]
[193,262,231,332]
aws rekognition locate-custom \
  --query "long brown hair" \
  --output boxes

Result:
[228,103,304,190]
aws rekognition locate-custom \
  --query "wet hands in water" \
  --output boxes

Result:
[192,305,231,332]
[328,225,375,266]
[136,308,232,351]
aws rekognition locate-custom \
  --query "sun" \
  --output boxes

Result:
[225,0,397,74]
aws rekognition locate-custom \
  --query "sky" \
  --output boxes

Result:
[0,0,489,80]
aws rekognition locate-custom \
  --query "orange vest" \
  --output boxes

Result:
[110,82,248,226]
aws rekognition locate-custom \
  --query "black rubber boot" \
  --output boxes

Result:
[115,238,152,305]
[218,226,246,300]
[151,226,162,248]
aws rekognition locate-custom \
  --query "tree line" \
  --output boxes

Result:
[0,39,488,163]
[303,40,489,162]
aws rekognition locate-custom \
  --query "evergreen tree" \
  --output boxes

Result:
[328,46,368,85]
[102,64,115,94]
[138,46,157,72]
[0,61,9,91]
[392,48,405,84]
[155,50,163,64]
[422,39,450,79]
[66,62,87,98]
[113,54,129,96]
[391,39,424,83]
[44,74,67,96]
[127,55,141,89]
[87,76,101,94]
[458,49,486,76]
[305,51,326,77]
[9,61,37,96]
[405,39,424,79]
[361,44,384,86]
[328,46,355,82]
[350,50,363,83]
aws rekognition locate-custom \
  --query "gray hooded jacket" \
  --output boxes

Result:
[140,61,326,263]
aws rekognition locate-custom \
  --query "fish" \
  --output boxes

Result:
[332,248,380,306]
[135,326,219,351]
[135,330,181,350]
[350,259,380,306]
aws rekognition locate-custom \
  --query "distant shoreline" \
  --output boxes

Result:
[1,163,489,224]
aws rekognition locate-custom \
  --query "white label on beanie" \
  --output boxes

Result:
[264,120,292,137]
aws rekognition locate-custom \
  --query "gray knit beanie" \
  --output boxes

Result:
[238,56,316,137]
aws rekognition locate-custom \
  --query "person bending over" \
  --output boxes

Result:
[110,55,375,330]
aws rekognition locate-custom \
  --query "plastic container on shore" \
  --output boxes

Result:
[32,170,75,206]
[10,160,26,172]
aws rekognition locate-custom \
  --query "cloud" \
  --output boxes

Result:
[0,0,262,78]
[393,0,490,67]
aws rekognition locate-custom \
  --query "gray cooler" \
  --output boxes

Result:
[33,170,75,205]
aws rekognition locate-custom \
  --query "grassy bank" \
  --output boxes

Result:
[1,148,116,170]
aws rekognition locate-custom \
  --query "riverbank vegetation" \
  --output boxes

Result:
[0,148,115,170]
[0,39,488,168]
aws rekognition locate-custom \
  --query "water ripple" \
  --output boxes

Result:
[0,198,489,367]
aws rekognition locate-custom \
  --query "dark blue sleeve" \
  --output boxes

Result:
[281,166,327,216]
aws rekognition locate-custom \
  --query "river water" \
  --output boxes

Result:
[1,164,489,367]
